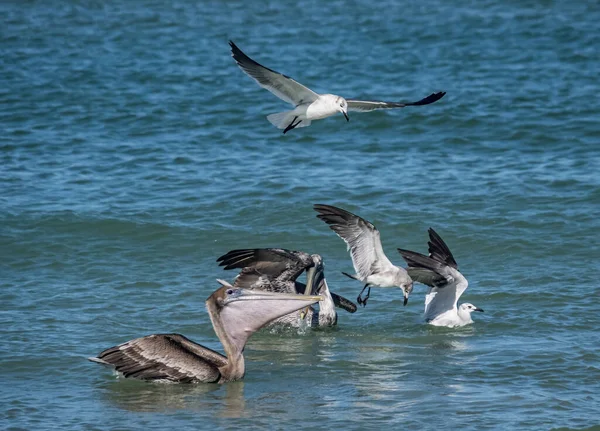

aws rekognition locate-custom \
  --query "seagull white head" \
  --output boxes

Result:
[401,281,414,306]
[457,303,484,320]
[336,96,349,122]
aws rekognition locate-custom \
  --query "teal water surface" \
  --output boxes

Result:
[2,1,600,430]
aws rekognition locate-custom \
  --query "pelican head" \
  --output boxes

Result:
[211,280,322,347]
[212,281,322,317]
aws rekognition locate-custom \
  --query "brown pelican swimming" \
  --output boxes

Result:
[398,228,483,327]
[314,204,413,307]
[88,281,321,383]
[229,41,446,134]
[216,248,357,327]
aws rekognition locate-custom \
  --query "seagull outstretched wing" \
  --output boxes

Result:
[230,41,320,106]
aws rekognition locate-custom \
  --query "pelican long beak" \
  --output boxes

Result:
[234,289,322,303]
[303,267,317,296]
[219,289,323,349]
[301,266,322,320]
[342,111,349,122]
[474,307,484,312]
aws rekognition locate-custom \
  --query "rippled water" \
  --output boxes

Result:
[2,1,600,430]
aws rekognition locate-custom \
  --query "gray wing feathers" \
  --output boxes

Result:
[233,266,295,293]
[314,204,394,278]
[229,41,319,106]
[217,248,312,285]
[427,228,458,269]
[397,248,454,287]
[91,334,226,383]
[406,267,449,288]
[347,91,446,112]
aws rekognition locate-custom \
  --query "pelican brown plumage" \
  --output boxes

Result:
[88,281,321,383]
[216,248,357,327]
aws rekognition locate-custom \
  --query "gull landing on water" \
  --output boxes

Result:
[398,228,484,327]
[229,41,446,134]
[314,204,413,307]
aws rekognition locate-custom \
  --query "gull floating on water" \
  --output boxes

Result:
[217,248,357,328]
[398,228,483,327]
[229,40,446,134]
[89,281,321,383]
[314,204,413,307]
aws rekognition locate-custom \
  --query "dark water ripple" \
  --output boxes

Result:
[2,0,600,430]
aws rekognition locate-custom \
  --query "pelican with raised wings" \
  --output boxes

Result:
[89,281,321,383]
[398,228,483,327]
[229,40,446,134]
[217,248,357,327]
[314,204,413,307]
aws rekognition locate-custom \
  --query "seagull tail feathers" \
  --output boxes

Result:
[267,111,296,129]
[267,112,311,130]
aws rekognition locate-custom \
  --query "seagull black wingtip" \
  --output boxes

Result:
[408,91,447,106]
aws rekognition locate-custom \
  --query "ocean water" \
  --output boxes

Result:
[1,0,599,430]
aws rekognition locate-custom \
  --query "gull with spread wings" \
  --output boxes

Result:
[398,228,484,327]
[314,204,413,307]
[229,40,446,134]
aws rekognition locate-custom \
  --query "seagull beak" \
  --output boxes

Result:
[403,293,409,306]
[474,307,484,312]
[342,111,349,122]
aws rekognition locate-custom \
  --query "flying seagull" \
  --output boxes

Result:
[314,204,413,307]
[229,40,446,134]
[217,248,357,328]
[89,281,321,383]
[398,228,483,327]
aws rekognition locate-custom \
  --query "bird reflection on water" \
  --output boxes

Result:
[99,379,249,418]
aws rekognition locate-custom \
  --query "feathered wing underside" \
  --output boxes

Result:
[91,334,227,383]
[346,91,446,112]
[423,284,459,321]
[314,204,394,279]
[217,248,313,285]
[233,266,296,293]
[427,228,458,269]
[229,41,320,106]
